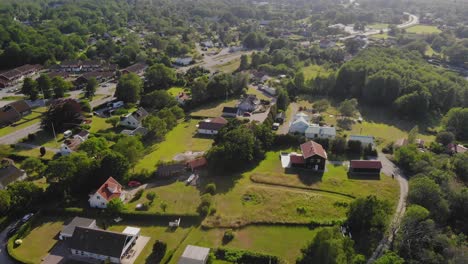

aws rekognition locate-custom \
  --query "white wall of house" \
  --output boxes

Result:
[198,129,219,135]
[88,193,109,209]
[71,249,121,263]
[59,144,73,156]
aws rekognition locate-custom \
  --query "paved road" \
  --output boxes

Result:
[367,153,408,263]
[277,102,298,135]
[0,223,17,264]
[16,143,59,153]
[0,123,41,145]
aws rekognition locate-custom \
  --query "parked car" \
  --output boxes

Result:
[272,123,280,130]
[243,112,252,117]
[63,130,72,138]
[128,181,142,188]
[20,213,34,223]
[6,227,18,238]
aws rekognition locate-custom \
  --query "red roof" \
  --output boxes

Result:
[350,160,382,169]
[300,141,327,160]
[186,157,207,170]
[96,177,123,201]
[290,155,305,164]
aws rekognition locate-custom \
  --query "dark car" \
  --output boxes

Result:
[6,227,18,238]
[243,112,252,117]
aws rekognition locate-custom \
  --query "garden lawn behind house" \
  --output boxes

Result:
[190,99,238,118]
[0,107,46,137]
[406,25,441,34]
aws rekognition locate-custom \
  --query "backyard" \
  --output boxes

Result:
[302,64,332,80]
[0,107,46,137]
[190,99,238,118]
[135,119,213,172]
[405,25,441,34]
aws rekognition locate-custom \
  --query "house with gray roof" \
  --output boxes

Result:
[305,125,336,140]
[60,217,97,240]
[119,107,149,129]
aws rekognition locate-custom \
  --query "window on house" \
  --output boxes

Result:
[101,202,105,206]
[96,196,100,200]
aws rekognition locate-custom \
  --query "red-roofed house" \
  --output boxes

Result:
[349,160,382,175]
[299,141,327,170]
[88,177,126,209]
[197,117,228,135]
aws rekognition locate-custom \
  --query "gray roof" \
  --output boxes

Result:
[132,107,149,122]
[178,245,210,263]
[70,226,130,258]
[61,217,95,236]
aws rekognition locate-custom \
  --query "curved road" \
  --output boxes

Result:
[367,153,409,263]
[0,223,17,264]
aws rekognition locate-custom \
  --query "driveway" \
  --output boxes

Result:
[0,223,18,264]
[367,153,409,263]
[277,102,298,135]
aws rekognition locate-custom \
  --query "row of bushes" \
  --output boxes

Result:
[215,247,284,264]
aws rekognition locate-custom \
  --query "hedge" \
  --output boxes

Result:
[215,247,285,264]
[41,207,202,225]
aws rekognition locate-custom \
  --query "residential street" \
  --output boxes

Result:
[0,123,41,145]
[367,152,409,263]
[0,223,17,264]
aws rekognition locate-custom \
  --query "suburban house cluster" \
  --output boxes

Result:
[0,64,42,88]
[289,112,337,140]
[59,130,90,156]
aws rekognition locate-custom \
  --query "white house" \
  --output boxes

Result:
[289,117,310,134]
[349,135,375,147]
[119,107,149,129]
[59,130,90,156]
[294,112,310,122]
[70,226,140,263]
[305,126,336,139]
[60,217,97,240]
[88,177,125,209]
[238,94,259,113]
[178,245,211,264]
[197,117,228,135]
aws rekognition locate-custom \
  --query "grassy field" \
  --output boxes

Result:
[406,25,441,34]
[89,116,113,133]
[128,181,201,214]
[169,225,326,264]
[190,99,238,118]
[247,86,270,101]
[214,57,240,73]
[167,87,186,96]
[370,33,389,39]
[368,23,390,30]
[202,150,399,227]
[135,119,213,172]
[0,107,46,137]
[108,222,193,264]
[10,217,65,263]
[302,65,331,80]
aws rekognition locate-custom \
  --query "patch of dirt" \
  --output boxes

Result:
[173,151,205,162]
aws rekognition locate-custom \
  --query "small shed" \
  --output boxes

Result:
[178,245,210,264]
[349,160,382,175]
[60,217,97,240]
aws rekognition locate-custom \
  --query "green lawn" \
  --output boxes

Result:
[128,181,201,214]
[370,33,389,39]
[190,99,238,118]
[10,217,65,263]
[89,116,113,133]
[0,107,46,137]
[135,119,213,172]
[302,65,331,80]
[406,25,441,34]
[170,225,326,264]
[247,86,270,101]
[214,57,241,73]
[0,95,25,101]
[167,87,186,96]
[368,23,390,30]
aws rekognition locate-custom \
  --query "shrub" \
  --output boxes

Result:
[132,189,144,202]
[27,133,36,141]
[80,100,92,113]
[146,192,157,204]
[296,206,307,214]
[160,202,167,212]
[198,205,210,216]
[113,108,128,115]
[152,240,167,263]
[223,229,235,244]
[204,183,216,195]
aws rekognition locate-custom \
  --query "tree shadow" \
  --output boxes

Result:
[347,172,381,180]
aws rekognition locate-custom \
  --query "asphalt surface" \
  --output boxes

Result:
[0,223,17,264]
[0,123,42,145]
[367,153,409,263]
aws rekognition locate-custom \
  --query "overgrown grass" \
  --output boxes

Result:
[135,119,213,172]
[302,64,331,80]
[190,99,238,118]
[214,57,240,73]
[167,87,186,96]
[406,25,441,34]
[128,181,201,214]
[370,33,389,39]
[368,23,390,30]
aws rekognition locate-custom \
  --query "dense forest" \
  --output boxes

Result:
[334,48,468,119]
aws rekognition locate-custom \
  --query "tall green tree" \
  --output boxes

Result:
[36,75,53,99]
[115,73,143,103]
[85,77,98,99]
[22,77,39,101]
[144,63,176,92]
[112,136,144,167]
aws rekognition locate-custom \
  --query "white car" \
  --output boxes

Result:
[21,213,34,223]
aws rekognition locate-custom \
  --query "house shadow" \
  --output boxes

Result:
[347,172,381,180]
[284,167,324,186]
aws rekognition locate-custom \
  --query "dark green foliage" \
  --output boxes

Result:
[205,183,216,195]
[408,176,449,223]
[215,248,280,264]
[223,229,235,244]
[144,63,176,92]
[140,90,177,111]
[115,73,143,103]
[374,252,404,264]
[41,99,83,132]
[242,32,269,49]
[452,154,468,183]
[347,196,391,256]
[334,48,467,120]
[85,77,98,99]
[435,131,454,146]
[442,108,468,140]
[133,189,144,202]
[6,181,43,212]
[151,240,167,264]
